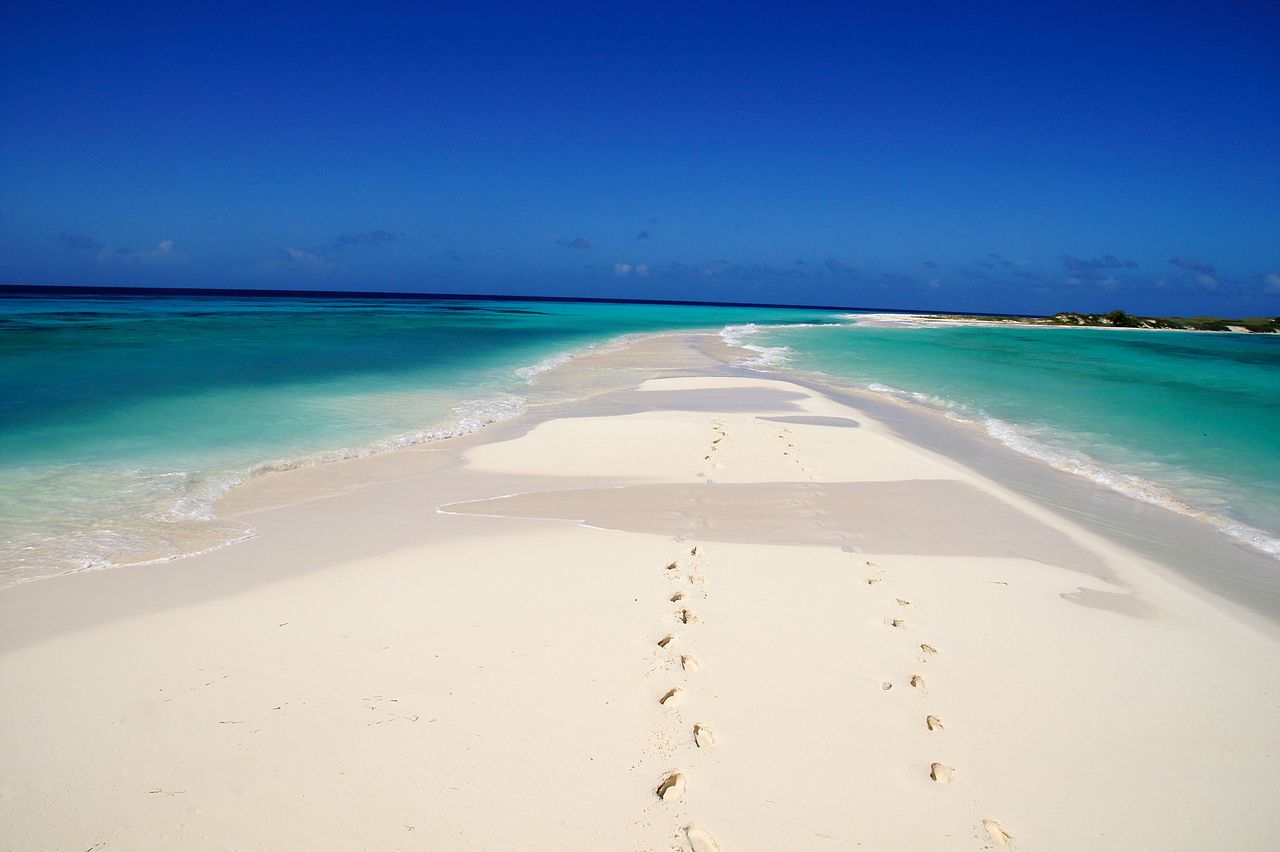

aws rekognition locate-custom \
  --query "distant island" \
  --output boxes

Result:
[941,310,1280,333]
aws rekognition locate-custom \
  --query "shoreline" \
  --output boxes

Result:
[2,332,1278,849]
[3,331,1278,850]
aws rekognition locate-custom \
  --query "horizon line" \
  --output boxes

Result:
[0,282,1045,319]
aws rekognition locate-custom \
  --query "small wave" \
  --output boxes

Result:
[514,334,646,383]
[720,323,836,370]
[838,312,933,328]
[719,323,760,346]
[516,352,576,383]
[740,345,791,369]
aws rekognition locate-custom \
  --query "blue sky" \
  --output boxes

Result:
[2,1,1278,315]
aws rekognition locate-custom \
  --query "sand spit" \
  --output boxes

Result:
[1,335,1278,851]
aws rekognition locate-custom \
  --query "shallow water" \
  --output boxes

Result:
[743,319,1280,558]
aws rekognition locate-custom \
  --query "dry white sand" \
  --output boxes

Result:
[2,341,1278,851]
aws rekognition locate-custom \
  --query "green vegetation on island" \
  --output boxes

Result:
[940,310,1280,333]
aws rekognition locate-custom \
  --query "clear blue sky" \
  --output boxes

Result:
[2,1,1277,315]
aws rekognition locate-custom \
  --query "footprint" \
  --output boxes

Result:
[891,619,905,628]
[866,578,881,585]
[711,437,722,444]
[690,545,701,556]
[659,688,682,705]
[920,643,937,655]
[929,763,953,783]
[685,825,721,852]
[926,714,943,731]
[665,561,681,571]
[896,598,910,606]
[671,592,686,602]
[656,772,687,801]
[680,654,701,672]
[657,634,675,648]
[982,818,1013,846]
[678,608,698,624]
[693,723,716,748]
[689,575,706,587]
[910,675,925,688]
[881,681,893,691]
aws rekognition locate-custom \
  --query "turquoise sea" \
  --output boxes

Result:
[2,290,1278,585]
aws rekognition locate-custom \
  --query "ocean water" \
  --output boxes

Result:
[0,290,838,585]
[737,318,1280,558]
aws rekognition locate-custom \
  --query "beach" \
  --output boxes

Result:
[2,331,1278,851]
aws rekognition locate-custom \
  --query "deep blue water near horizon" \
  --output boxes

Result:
[743,319,1280,558]
[2,291,1278,587]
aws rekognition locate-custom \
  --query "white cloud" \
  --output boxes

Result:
[282,247,329,271]
[135,239,174,261]
[115,239,178,265]
[257,247,330,273]
[613,262,649,278]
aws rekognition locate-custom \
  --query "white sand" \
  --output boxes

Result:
[2,347,1278,851]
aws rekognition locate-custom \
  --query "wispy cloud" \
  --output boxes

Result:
[442,248,478,264]
[636,230,651,240]
[922,260,938,270]
[59,232,105,253]
[129,239,174,262]
[1169,256,1215,275]
[60,232,177,265]
[824,258,857,277]
[1168,256,1220,289]
[557,237,592,250]
[1064,254,1137,273]
[270,247,331,272]
[644,259,803,286]
[613,262,649,277]
[326,229,399,251]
